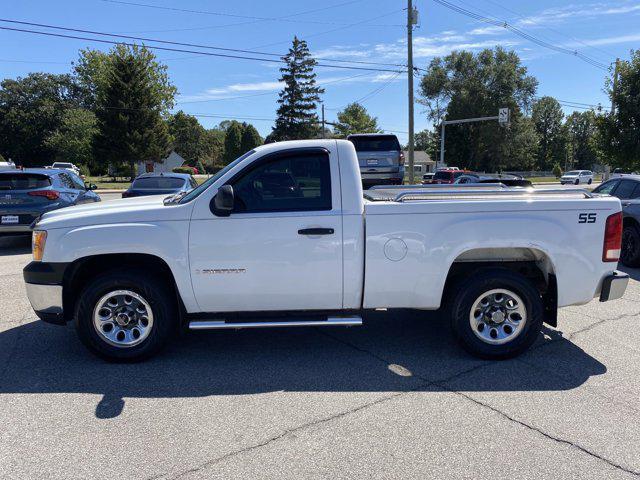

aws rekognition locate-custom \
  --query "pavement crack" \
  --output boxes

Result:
[440,386,640,477]
[150,389,421,480]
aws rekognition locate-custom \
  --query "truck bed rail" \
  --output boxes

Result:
[365,186,594,202]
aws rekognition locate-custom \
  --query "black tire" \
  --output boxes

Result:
[450,268,543,360]
[621,225,640,268]
[574,179,580,185]
[588,178,593,185]
[74,269,177,362]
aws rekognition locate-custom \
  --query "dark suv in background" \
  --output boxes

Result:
[347,134,404,188]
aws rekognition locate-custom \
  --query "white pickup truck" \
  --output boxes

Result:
[24,139,629,361]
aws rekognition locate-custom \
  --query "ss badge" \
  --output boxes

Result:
[578,213,597,224]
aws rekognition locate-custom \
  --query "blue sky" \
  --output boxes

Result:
[2,0,639,144]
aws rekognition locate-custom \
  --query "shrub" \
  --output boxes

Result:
[173,166,196,174]
[79,164,91,177]
[552,163,563,178]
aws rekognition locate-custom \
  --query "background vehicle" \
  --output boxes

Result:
[0,159,16,171]
[454,173,533,188]
[0,169,99,235]
[611,168,638,179]
[24,139,627,362]
[422,172,435,183]
[122,173,197,198]
[426,169,468,184]
[561,170,593,185]
[593,176,640,267]
[50,162,81,176]
[347,134,404,188]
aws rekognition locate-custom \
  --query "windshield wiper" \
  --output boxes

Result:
[163,191,188,205]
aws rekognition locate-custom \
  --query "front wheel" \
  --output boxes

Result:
[621,225,640,267]
[574,179,580,185]
[74,270,176,361]
[450,269,543,359]
[588,178,593,185]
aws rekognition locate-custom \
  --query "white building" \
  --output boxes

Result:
[136,151,186,176]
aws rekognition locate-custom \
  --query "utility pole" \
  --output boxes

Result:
[407,0,416,184]
[611,58,620,115]
[321,103,326,139]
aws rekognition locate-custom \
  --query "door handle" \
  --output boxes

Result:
[298,228,334,235]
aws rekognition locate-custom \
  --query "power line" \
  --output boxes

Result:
[0,25,404,73]
[0,18,407,70]
[177,72,375,105]
[98,0,403,27]
[429,0,610,70]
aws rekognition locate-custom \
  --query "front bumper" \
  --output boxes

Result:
[599,270,629,302]
[24,261,69,325]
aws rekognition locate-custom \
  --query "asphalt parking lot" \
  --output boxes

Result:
[1,232,640,479]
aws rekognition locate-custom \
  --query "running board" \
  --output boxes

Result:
[188,316,362,330]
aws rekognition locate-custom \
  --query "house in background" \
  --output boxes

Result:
[403,150,435,177]
[136,150,185,176]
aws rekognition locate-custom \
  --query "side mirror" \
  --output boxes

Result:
[212,185,234,217]
[85,182,98,191]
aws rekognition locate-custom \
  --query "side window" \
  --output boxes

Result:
[630,183,640,199]
[614,180,636,199]
[230,151,332,213]
[68,172,86,189]
[594,180,619,195]
[58,173,75,189]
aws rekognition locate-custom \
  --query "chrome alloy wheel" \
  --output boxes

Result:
[92,290,154,348]
[469,288,527,345]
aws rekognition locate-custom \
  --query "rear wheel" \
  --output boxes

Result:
[450,269,543,359]
[75,270,176,362]
[621,225,640,267]
[588,178,593,185]
[574,179,580,185]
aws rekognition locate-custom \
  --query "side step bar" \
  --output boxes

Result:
[189,316,362,330]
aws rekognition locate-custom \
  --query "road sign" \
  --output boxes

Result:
[498,108,510,126]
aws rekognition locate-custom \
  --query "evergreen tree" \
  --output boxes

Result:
[224,121,243,163]
[167,111,207,165]
[93,45,174,178]
[240,124,263,153]
[334,103,381,137]
[271,37,324,141]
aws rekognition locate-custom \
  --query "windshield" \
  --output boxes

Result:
[349,136,401,152]
[0,174,51,190]
[179,150,256,204]
[434,171,452,180]
[132,177,185,189]
[53,162,73,168]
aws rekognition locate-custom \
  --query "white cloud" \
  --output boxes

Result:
[565,32,640,47]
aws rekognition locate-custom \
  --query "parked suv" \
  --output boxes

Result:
[0,169,99,235]
[347,134,404,188]
[560,170,593,185]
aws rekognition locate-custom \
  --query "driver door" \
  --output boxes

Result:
[189,148,344,313]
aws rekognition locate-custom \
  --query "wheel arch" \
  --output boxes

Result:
[62,253,184,323]
[443,247,558,327]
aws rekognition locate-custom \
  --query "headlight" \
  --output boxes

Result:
[32,230,47,261]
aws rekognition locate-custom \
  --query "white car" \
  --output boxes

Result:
[23,139,628,362]
[51,162,81,176]
[0,160,16,171]
[561,170,594,185]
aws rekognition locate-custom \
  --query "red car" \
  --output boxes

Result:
[424,169,469,184]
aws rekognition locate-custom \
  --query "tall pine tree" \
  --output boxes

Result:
[270,37,324,141]
[94,45,174,178]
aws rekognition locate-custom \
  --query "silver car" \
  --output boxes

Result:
[347,134,405,188]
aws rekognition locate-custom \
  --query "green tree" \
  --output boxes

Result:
[553,163,563,178]
[167,111,207,165]
[224,121,243,163]
[74,47,176,112]
[0,73,84,166]
[334,102,381,137]
[532,96,566,170]
[598,50,640,170]
[565,110,601,170]
[45,108,98,170]
[93,44,175,178]
[419,47,538,172]
[203,128,225,167]
[240,124,263,153]
[271,37,324,141]
[414,128,440,160]
[0,152,5,162]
